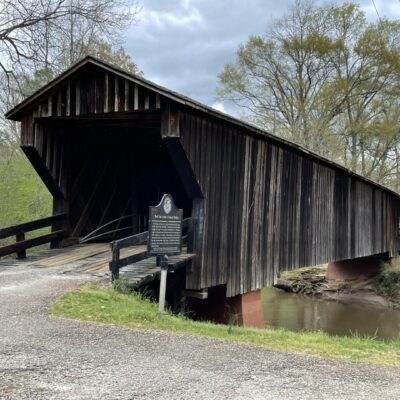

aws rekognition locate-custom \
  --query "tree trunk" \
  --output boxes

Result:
[351,131,358,173]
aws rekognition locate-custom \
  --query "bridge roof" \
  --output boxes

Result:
[5,56,400,198]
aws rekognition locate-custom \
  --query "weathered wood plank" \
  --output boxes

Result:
[0,230,66,258]
[0,214,66,239]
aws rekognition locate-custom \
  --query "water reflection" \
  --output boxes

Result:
[261,288,400,341]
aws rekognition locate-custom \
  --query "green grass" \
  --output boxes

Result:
[0,154,51,229]
[0,151,52,256]
[50,284,400,366]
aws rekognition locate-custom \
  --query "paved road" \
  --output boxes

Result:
[1,262,400,399]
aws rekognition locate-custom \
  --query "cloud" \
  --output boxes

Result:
[125,0,283,111]
[140,0,205,31]
[349,0,400,20]
[123,0,400,118]
[211,102,225,113]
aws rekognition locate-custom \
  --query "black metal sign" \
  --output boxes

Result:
[148,194,183,256]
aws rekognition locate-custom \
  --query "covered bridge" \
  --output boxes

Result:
[4,56,400,299]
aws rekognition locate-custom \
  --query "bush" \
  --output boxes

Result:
[375,259,400,303]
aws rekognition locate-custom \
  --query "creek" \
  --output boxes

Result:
[262,287,400,341]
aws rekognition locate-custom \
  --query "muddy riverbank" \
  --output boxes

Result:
[274,265,394,309]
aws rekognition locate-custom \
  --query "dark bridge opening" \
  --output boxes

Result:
[45,120,193,242]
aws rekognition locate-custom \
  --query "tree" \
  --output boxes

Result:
[69,38,140,75]
[0,0,139,92]
[323,5,400,175]
[19,39,140,100]
[217,1,338,152]
[217,1,400,189]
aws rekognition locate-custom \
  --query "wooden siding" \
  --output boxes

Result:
[179,111,400,297]
[20,66,162,147]
[19,120,67,198]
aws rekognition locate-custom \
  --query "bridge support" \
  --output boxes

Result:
[188,285,265,328]
[326,253,389,281]
[230,290,265,328]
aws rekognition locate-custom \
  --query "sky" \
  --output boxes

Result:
[124,0,400,114]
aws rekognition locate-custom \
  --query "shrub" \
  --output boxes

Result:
[375,259,400,303]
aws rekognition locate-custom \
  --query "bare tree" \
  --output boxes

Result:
[217,1,337,152]
[0,0,139,92]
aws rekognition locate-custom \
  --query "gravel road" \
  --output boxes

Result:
[1,262,400,399]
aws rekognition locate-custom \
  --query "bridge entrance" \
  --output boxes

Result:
[0,116,200,298]
[42,119,195,243]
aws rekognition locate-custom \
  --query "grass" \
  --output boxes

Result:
[0,151,52,256]
[50,284,400,367]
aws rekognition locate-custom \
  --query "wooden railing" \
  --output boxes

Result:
[0,214,67,259]
[110,217,194,279]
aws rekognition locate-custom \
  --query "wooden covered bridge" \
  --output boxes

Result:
[1,56,400,317]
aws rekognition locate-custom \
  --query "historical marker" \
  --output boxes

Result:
[148,194,183,256]
[148,194,183,314]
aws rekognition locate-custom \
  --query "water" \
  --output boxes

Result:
[261,288,400,341]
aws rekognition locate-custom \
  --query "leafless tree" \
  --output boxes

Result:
[0,0,139,92]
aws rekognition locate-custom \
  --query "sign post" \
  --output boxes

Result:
[148,194,183,314]
[158,255,169,313]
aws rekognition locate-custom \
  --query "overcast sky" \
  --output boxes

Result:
[124,0,400,114]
